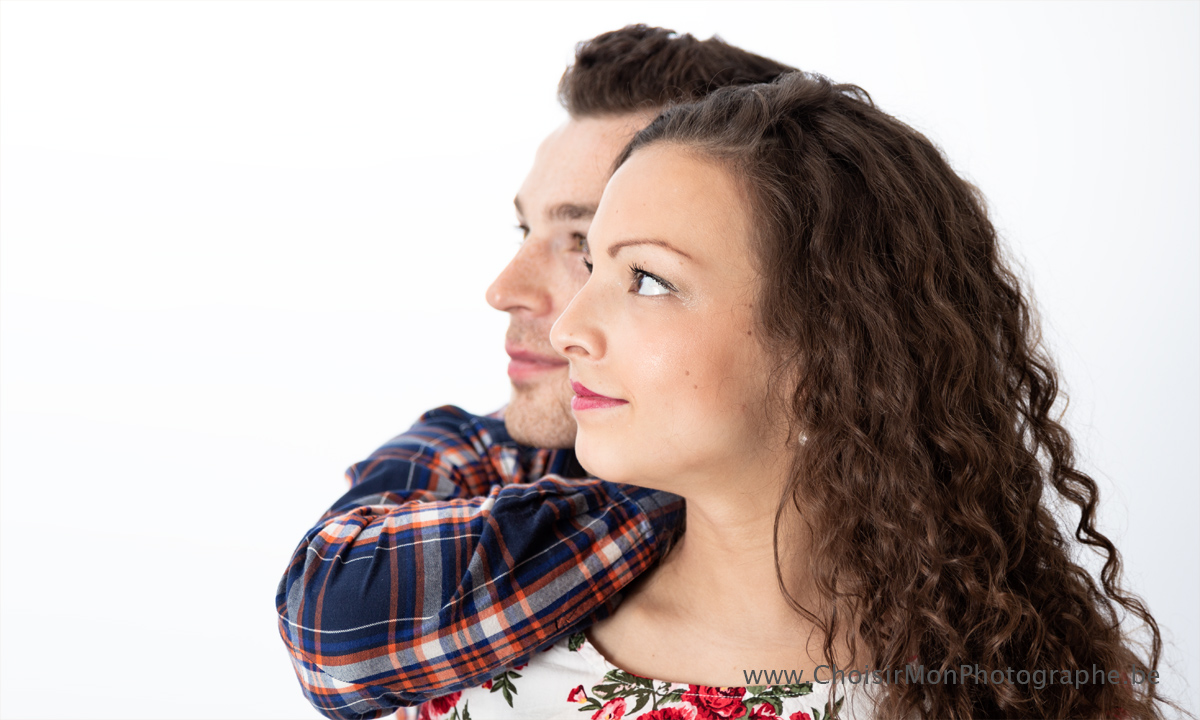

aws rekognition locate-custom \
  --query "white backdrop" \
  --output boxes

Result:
[1,1,1196,718]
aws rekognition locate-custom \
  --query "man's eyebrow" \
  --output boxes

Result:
[548,203,597,222]
[608,239,694,260]
[511,198,596,223]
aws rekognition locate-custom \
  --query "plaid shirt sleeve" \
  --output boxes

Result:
[276,405,684,720]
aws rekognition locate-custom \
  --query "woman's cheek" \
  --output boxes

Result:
[620,315,681,380]
[623,301,729,413]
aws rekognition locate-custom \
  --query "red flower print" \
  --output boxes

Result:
[788,712,813,720]
[682,685,747,720]
[568,685,588,703]
[482,679,493,690]
[591,697,626,720]
[638,706,699,720]
[417,691,461,720]
[749,703,780,719]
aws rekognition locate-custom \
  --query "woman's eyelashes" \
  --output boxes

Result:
[630,264,675,296]
[580,256,675,297]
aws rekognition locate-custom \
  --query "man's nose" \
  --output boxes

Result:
[486,241,552,316]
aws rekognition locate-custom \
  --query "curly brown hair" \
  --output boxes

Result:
[616,72,1184,719]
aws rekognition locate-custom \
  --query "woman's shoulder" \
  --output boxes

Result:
[417,632,870,720]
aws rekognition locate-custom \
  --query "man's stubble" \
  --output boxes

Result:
[505,368,577,450]
[504,322,578,450]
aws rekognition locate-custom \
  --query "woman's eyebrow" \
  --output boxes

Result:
[607,238,694,260]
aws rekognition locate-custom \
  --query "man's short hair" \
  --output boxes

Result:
[558,25,798,117]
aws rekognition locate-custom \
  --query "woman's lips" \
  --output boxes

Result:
[571,380,629,411]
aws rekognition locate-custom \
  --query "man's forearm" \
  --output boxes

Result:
[275,405,683,719]
[277,477,681,719]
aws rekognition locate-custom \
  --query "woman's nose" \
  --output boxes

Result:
[550,282,605,361]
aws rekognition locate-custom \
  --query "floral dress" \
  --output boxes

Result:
[416,632,872,720]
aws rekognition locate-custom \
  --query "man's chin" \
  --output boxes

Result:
[504,387,577,449]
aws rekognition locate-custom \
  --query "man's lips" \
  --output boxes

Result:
[570,380,629,411]
[506,343,568,382]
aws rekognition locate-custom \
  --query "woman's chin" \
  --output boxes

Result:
[575,433,635,486]
[574,436,612,481]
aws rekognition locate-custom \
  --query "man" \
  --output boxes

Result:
[277,25,795,720]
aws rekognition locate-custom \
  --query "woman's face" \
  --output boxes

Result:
[550,143,789,495]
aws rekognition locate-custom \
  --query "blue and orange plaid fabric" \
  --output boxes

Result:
[276,405,684,719]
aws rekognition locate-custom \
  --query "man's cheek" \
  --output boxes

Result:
[561,257,591,289]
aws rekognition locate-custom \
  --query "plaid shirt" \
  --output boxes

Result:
[276,405,684,720]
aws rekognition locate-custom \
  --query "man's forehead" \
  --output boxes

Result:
[540,114,647,155]
[514,113,655,224]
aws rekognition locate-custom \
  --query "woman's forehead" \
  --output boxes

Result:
[591,144,756,269]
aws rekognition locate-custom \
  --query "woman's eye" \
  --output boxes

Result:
[515,224,530,241]
[633,270,672,296]
[582,257,593,273]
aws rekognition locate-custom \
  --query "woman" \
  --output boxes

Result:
[419,71,1180,720]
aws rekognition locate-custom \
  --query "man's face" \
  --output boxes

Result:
[487,113,652,448]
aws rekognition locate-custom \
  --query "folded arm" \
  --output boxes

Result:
[276,406,683,719]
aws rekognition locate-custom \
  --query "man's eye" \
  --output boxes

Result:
[573,233,588,253]
[515,224,530,241]
[632,267,672,296]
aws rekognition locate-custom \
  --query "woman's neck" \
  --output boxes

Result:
[586,458,855,686]
[641,478,817,631]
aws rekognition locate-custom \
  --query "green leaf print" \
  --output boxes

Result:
[810,693,845,720]
[629,692,651,715]
[590,683,621,698]
[487,670,520,707]
[568,631,587,652]
[740,682,814,716]
[579,670,674,713]
[589,668,656,706]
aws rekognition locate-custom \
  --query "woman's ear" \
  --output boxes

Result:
[765,354,807,448]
